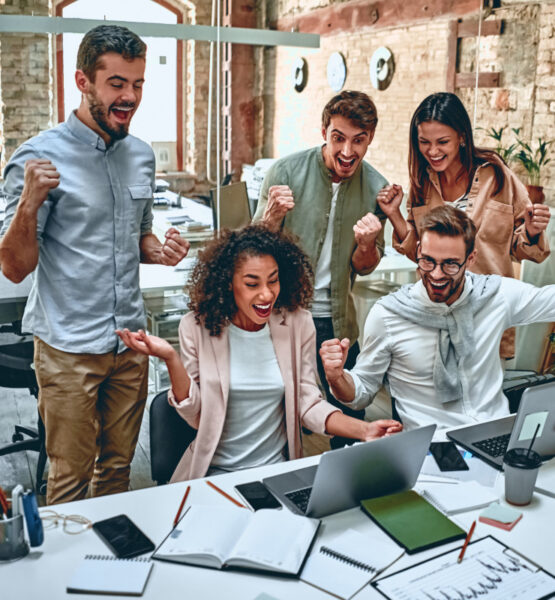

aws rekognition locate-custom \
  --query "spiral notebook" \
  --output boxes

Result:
[67,554,153,596]
[300,528,404,599]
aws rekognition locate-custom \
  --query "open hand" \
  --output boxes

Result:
[116,328,176,361]
[359,419,403,441]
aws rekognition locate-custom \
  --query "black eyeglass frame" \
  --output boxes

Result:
[415,252,469,276]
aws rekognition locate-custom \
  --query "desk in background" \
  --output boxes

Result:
[2,452,553,599]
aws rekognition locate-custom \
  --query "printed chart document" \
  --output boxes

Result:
[153,504,319,575]
[301,528,404,599]
[372,536,555,600]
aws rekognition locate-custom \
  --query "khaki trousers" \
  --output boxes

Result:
[34,338,149,505]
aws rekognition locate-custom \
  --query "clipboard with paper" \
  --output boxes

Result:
[372,536,555,600]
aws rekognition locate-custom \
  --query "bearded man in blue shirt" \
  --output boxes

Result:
[0,25,189,505]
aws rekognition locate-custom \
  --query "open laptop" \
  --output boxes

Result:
[263,424,435,518]
[210,181,251,230]
[447,380,555,470]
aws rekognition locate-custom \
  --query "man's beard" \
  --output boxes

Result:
[87,90,131,142]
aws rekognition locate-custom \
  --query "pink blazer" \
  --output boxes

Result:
[169,308,338,481]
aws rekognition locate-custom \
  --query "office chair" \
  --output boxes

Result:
[149,389,197,485]
[0,326,47,495]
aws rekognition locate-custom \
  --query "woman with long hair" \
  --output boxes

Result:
[117,225,401,481]
[377,92,550,358]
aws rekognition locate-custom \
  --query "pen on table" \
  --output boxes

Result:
[173,485,191,528]
[458,520,476,563]
[206,480,246,508]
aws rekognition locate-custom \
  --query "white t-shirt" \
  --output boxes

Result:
[210,323,287,471]
[312,182,341,317]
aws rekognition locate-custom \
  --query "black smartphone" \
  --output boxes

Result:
[429,441,469,471]
[92,514,155,558]
[234,481,282,511]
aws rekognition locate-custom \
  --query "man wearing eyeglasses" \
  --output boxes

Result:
[320,204,555,433]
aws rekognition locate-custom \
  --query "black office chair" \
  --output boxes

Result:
[149,389,197,485]
[0,325,47,495]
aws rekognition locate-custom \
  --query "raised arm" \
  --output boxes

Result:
[0,158,59,282]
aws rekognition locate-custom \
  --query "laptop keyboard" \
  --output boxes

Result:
[285,487,312,513]
[473,433,511,457]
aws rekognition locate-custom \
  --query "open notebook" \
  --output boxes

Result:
[153,504,319,575]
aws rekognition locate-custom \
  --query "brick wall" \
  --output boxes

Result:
[0,0,51,170]
[459,3,555,202]
[262,17,452,194]
[262,0,555,205]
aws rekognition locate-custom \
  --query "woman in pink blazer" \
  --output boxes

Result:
[118,225,401,481]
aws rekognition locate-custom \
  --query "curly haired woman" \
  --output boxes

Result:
[117,225,401,480]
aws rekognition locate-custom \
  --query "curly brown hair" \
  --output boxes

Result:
[187,225,314,336]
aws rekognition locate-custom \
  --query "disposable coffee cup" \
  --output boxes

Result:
[0,513,30,562]
[503,447,542,506]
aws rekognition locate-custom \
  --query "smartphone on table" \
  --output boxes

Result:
[429,441,469,471]
[92,514,155,558]
[234,481,282,511]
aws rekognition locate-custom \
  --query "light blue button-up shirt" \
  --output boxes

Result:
[1,112,155,354]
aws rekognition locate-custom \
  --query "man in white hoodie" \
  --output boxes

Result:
[320,204,555,433]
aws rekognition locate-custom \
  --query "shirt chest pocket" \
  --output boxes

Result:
[127,184,153,232]
[476,200,513,246]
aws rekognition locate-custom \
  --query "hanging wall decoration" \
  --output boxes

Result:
[369,46,395,91]
[327,52,347,92]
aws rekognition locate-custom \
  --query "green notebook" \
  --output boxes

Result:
[360,490,466,554]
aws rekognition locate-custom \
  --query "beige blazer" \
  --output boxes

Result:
[169,308,338,482]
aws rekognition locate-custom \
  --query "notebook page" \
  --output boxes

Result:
[155,505,250,566]
[301,529,404,599]
[67,555,153,595]
[417,481,498,514]
[228,509,319,573]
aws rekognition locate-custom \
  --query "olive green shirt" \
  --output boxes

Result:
[254,145,387,343]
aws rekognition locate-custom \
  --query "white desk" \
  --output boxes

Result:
[2,454,553,599]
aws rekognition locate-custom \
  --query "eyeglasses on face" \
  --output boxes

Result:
[416,255,467,276]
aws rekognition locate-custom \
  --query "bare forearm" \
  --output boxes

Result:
[325,411,366,439]
[388,209,408,242]
[328,371,356,403]
[0,203,40,282]
[139,232,164,264]
[351,243,380,273]
[165,351,191,402]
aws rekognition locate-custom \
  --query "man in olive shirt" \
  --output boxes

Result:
[254,90,387,447]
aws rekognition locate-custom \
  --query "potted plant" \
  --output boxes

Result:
[480,126,520,164]
[514,137,553,203]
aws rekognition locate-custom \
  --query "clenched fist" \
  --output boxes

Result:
[320,337,350,383]
[263,185,295,231]
[22,159,60,211]
[376,184,404,218]
[353,212,382,252]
